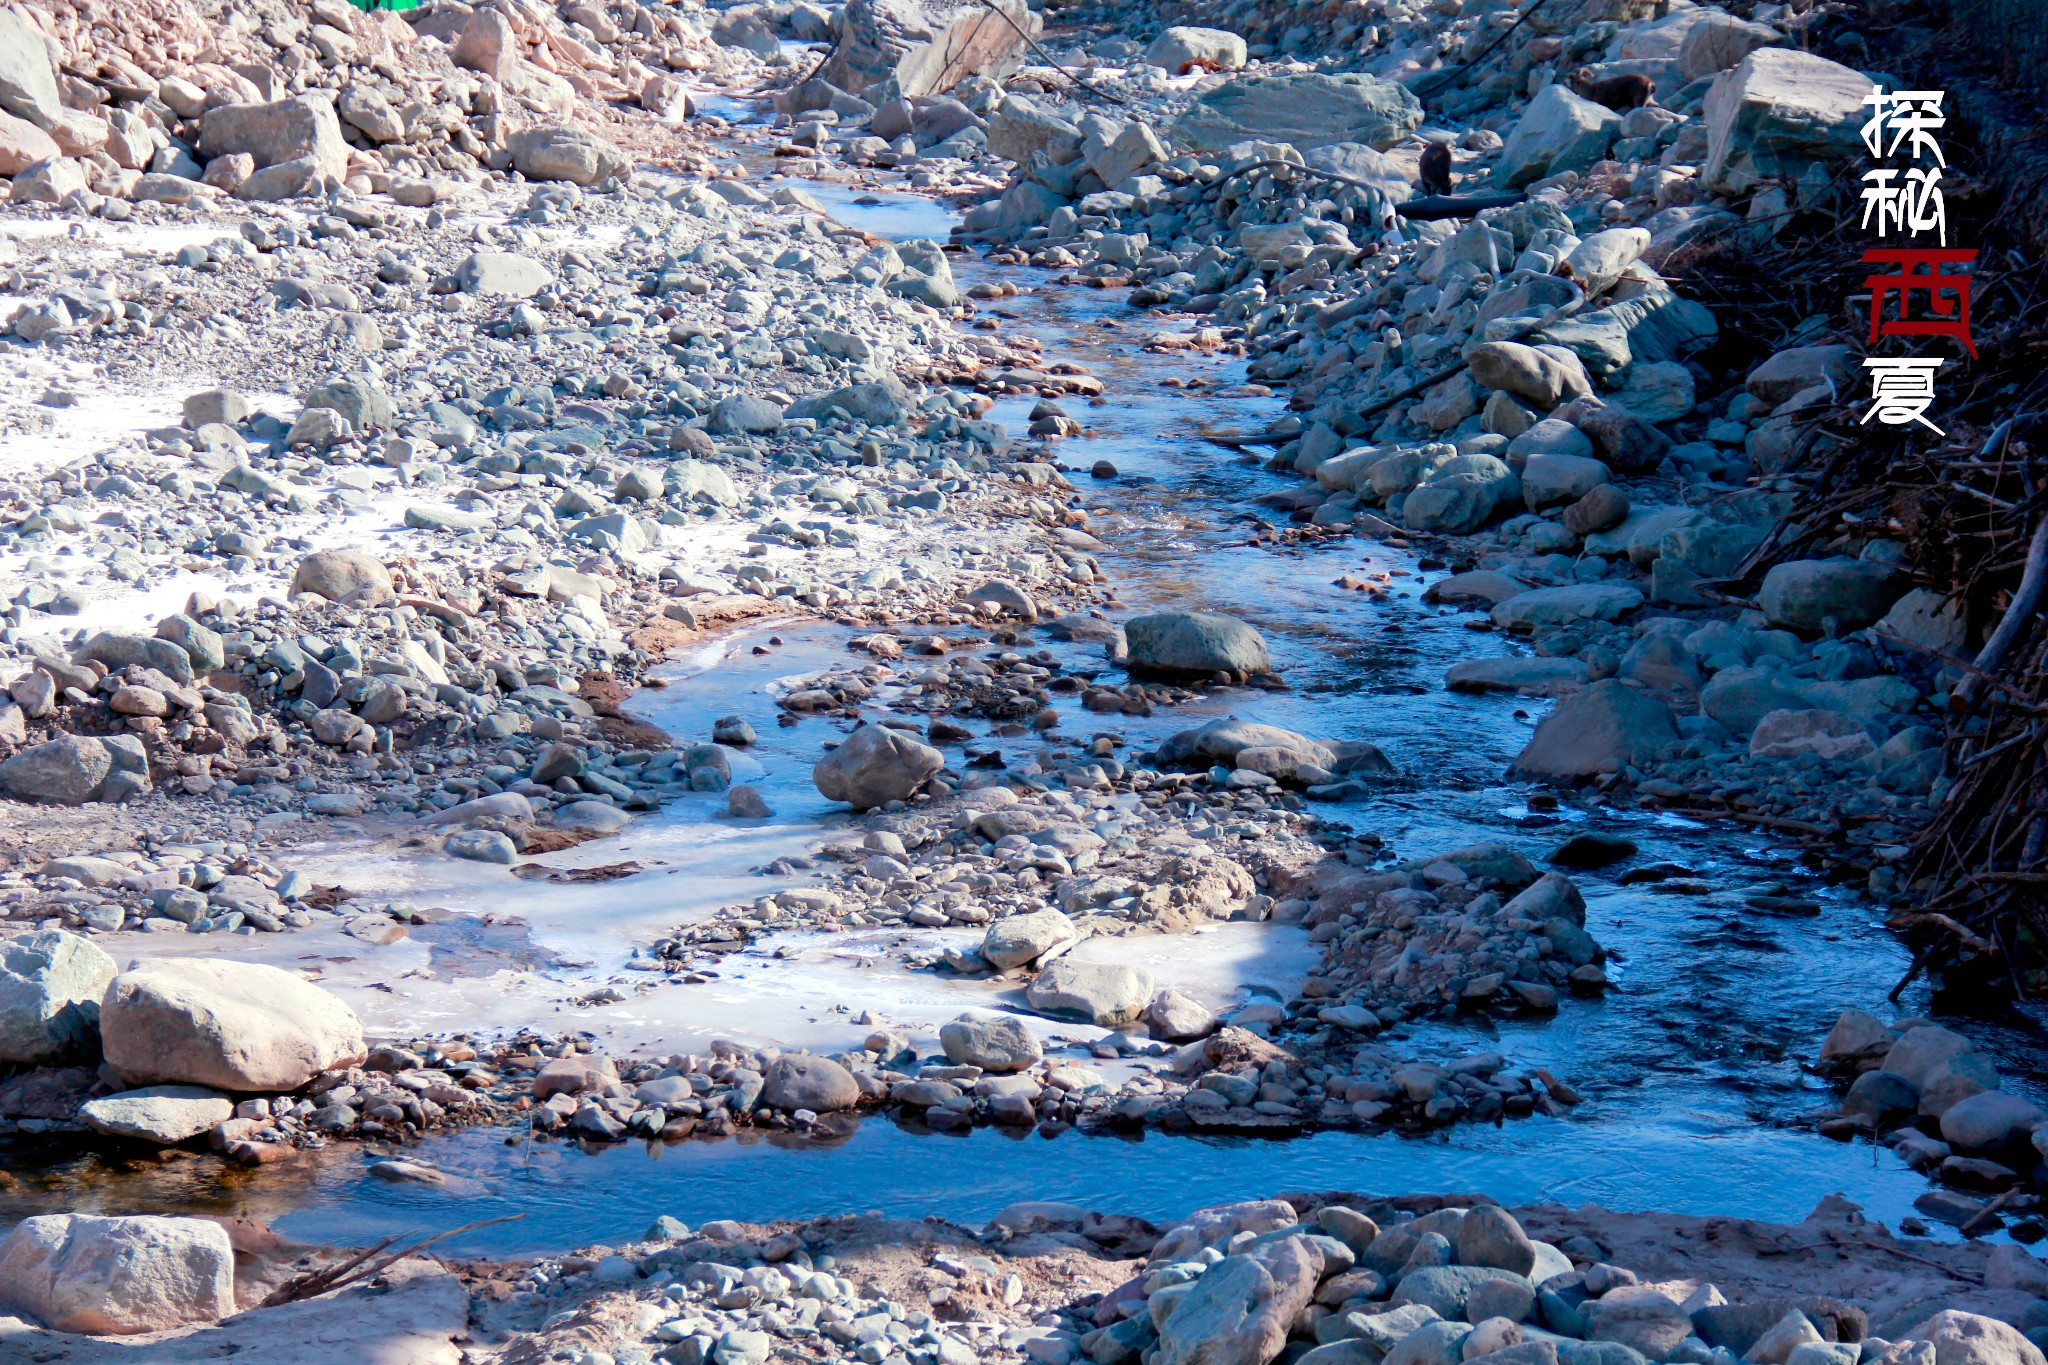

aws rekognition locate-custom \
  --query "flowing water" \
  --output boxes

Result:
[1,181,2031,1262]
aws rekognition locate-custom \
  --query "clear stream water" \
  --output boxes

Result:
[2,182,2038,1263]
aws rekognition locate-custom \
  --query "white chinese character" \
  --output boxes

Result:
[1902,166,1947,244]
[1861,357,1945,434]
[1859,167,1947,244]
[1860,168,1904,235]
[1861,87,1948,163]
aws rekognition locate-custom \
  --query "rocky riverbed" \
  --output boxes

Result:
[1,0,2046,1356]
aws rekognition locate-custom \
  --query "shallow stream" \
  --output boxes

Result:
[0,179,2031,1263]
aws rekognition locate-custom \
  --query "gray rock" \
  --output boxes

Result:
[76,630,195,684]
[1521,454,1610,510]
[1893,1311,2047,1365]
[1699,666,1812,738]
[446,830,517,864]
[1495,85,1620,187]
[1470,342,1594,410]
[0,8,62,130]
[1169,72,1422,154]
[1819,1010,1895,1068]
[1842,1069,1919,1124]
[1445,657,1589,697]
[1491,584,1644,631]
[455,251,552,297]
[0,735,113,806]
[79,1086,234,1144]
[507,124,629,185]
[939,1013,1042,1072]
[1125,612,1270,676]
[1939,1091,2046,1153]
[1701,49,1870,195]
[710,393,785,434]
[1748,710,1875,762]
[1881,1025,1974,1088]
[1159,1234,1323,1365]
[1585,1288,1695,1360]
[814,724,944,809]
[761,1053,861,1112]
[303,375,396,432]
[1026,958,1154,1028]
[101,958,367,1091]
[1146,988,1219,1042]
[1146,26,1247,72]
[983,908,1079,970]
[0,930,116,1064]
[1875,589,1967,657]
[1511,679,1679,782]
[1758,559,1904,633]
[1456,1206,1540,1276]
[1677,12,1783,81]
[1394,1267,1534,1321]
[199,94,348,176]
[0,1214,235,1334]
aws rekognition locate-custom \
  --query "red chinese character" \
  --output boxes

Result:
[1862,248,1978,358]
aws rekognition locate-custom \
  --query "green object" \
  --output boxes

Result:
[346,0,421,10]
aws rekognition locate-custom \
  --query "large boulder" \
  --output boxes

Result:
[454,251,552,298]
[1521,454,1611,510]
[1702,49,1869,196]
[1700,666,1813,737]
[1896,1311,2048,1365]
[1877,588,1968,656]
[986,96,1080,163]
[813,724,945,809]
[303,375,396,432]
[507,124,630,185]
[1939,1091,2047,1153]
[939,1013,1042,1072]
[100,959,367,1091]
[1147,26,1248,73]
[1469,342,1593,409]
[1491,584,1644,631]
[1026,958,1155,1028]
[1153,717,1393,778]
[0,8,63,130]
[1586,1288,1697,1360]
[1125,612,1271,676]
[760,1054,861,1113]
[0,110,58,175]
[1456,1206,1539,1276]
[983,907,1079,970]
[1495,84,1620,188]
[1169,72,1422,154]
[1758,558,1905,633]
[1749,709,1875,762]
[0,930,116,1064]
[895,0,1040,98]
[817,0,933,96]
[0,735,113,806]
[1676,12,1783,81]
[1404,454,1520,535]
[1159,1234,1323,1365]
[1745,344,1859,407]
[291,548,394,605]
[75,630,195,684]
[0,1214,236,1334]
[1510,679,1679,782]
[199,94,348,177]
[1880,1024,1974,1088]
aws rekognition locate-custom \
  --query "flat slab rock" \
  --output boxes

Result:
[0,1257,468,1363]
